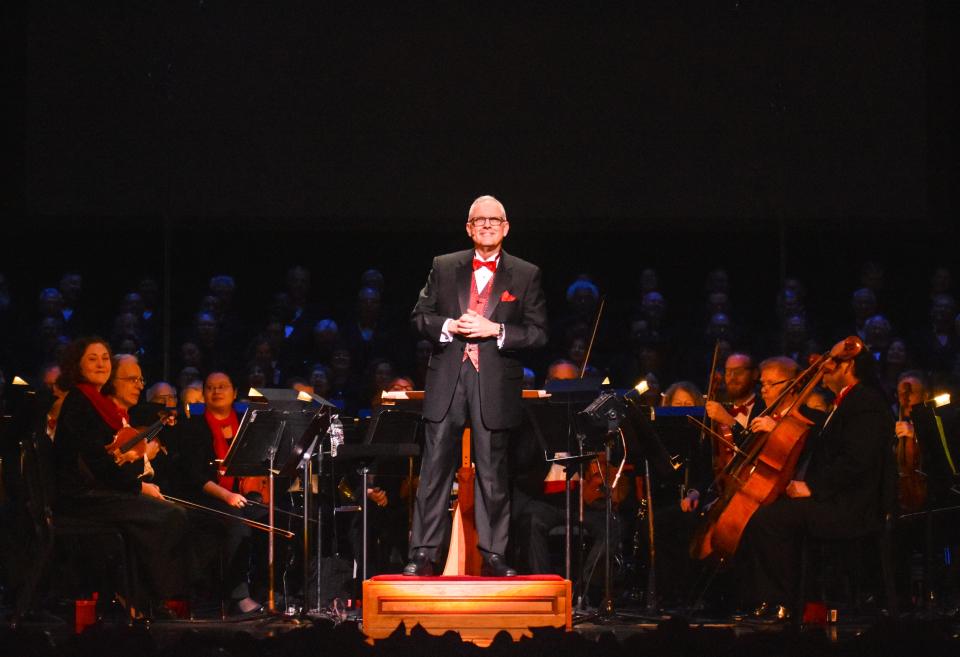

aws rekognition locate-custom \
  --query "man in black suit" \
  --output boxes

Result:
[741,347,895,621]
[404,195,548,577]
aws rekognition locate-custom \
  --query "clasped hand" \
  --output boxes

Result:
[449,309,499,339]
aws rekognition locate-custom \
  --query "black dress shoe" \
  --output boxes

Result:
[750,601,791,624]
[403,550,436,576]
[481,553,517,577]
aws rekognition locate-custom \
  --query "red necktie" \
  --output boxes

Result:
[730,404,750,416]
[473,258,497,272]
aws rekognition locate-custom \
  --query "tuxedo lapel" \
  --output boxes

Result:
[456,252,472,316]
[485,252,513,319]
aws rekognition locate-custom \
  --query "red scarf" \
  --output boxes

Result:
[76,382,128,432]
[205,408,240,490]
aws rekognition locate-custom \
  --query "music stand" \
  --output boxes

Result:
[528,379,604,607]
[903,401,958,611]
[355,408,422,582]
[222,389,331,613]
[576,392,679,620]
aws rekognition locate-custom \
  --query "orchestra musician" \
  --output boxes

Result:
[404,195,548,577]
[52,337,187,617]
[508,359,619,578]
[102,354,165,478]
[705,353,763,444]
[740,348,895,622]
[162,371,264,615]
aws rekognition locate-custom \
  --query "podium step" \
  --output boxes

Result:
[362,575,572,646]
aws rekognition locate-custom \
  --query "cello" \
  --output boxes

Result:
[690,336,864,560]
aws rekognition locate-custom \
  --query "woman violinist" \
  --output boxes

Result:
[739,343,895,622]
[52,338,187,617]
[163,371,263,615]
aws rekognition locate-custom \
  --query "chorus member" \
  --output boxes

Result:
[405,195,547,577]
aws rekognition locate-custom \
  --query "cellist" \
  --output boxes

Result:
[740,347,895,623]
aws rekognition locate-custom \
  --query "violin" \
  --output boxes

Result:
[895,381,927,512]
[104,413,171,467]
[239,476,271,504]
[703,342,736,481]
[581,451,632,508]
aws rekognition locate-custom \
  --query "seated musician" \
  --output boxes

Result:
[508,360,624,585]
[705,353,763,446]
[162,371,263,615]
[642,381,708,608]
[748,357,829,442]
[740,348,894,622]
[52,337,186,617]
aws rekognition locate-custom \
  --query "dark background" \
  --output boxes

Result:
[5,1,958,378]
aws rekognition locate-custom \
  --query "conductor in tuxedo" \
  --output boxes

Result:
[403,195,548,577]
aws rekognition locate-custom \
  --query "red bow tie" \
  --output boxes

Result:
[473,258,497,273]
[730,403,750,416]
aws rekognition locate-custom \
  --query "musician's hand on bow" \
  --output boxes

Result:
[895,421,915,440]
[785,480,811,498]
[226,492,248,509]
[749,416,777,434]
[705,401,736,427]
[141,482,164,500]
[367,487,388,507]
[461,309,500,339]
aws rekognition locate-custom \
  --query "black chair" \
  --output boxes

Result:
[13,431,138,624]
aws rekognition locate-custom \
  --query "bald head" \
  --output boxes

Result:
[467,195,507,221]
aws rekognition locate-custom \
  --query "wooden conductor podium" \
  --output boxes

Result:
[363,390,572,646]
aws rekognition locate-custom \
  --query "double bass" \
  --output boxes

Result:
[690,336,864,560]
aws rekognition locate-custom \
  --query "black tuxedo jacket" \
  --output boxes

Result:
[412,249,547,430]
[806,383,896,537]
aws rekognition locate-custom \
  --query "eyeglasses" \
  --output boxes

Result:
[117,376,145,386]
[760,378,790,389]
[468,217,505,227]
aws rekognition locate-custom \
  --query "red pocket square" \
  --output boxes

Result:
[500,290,517,302]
